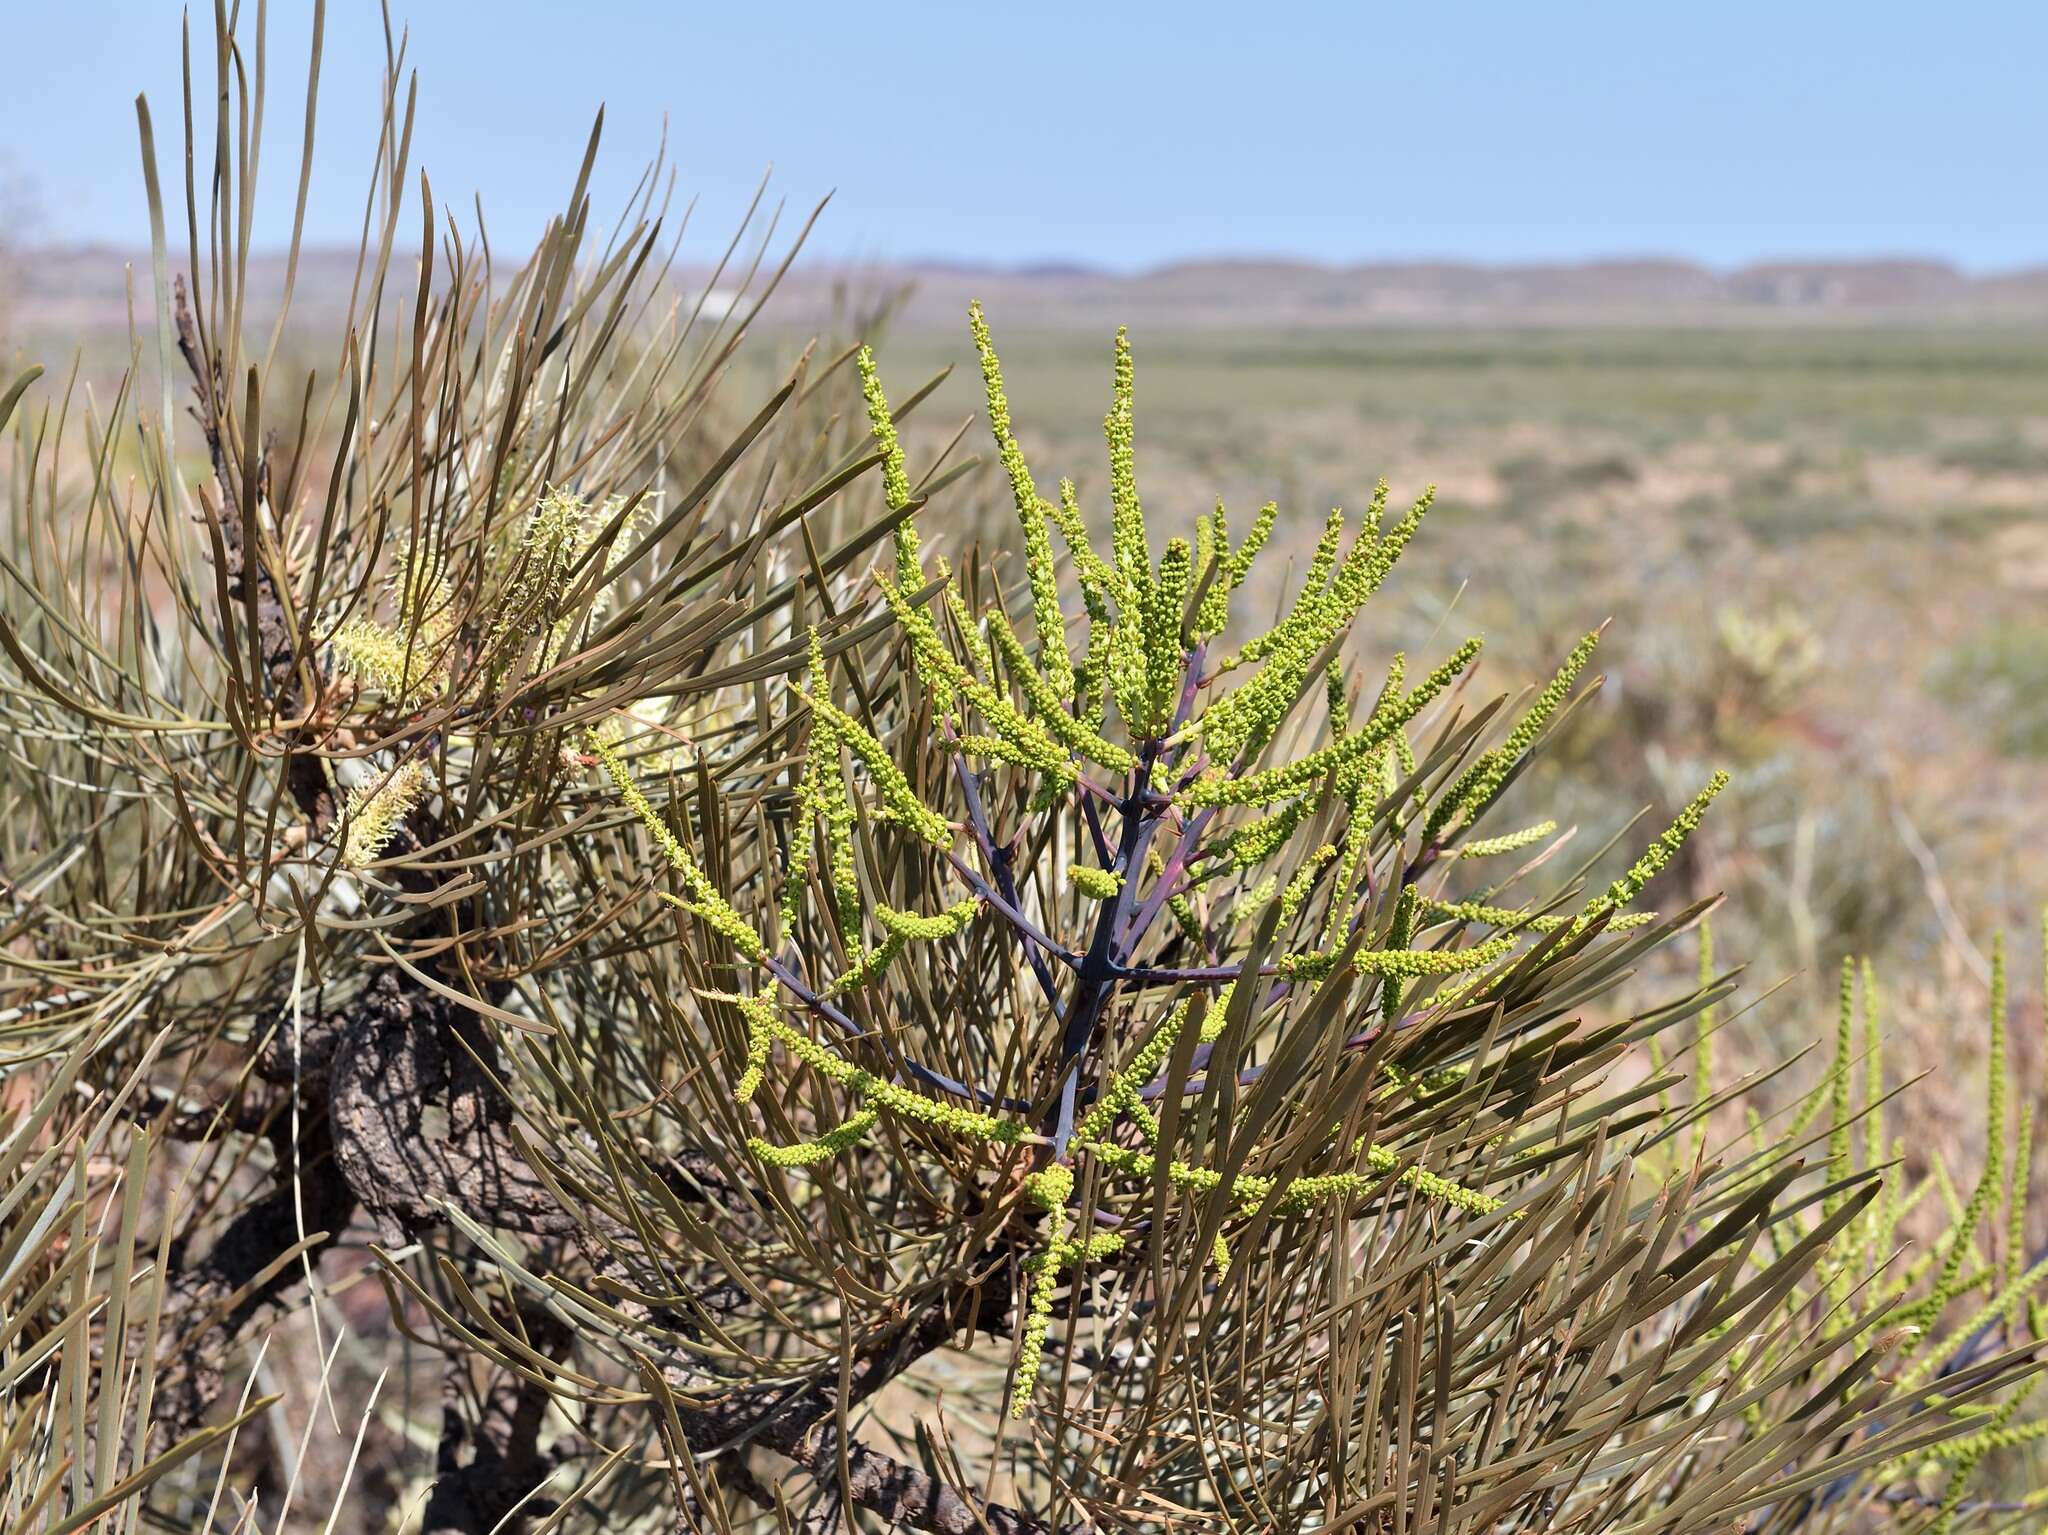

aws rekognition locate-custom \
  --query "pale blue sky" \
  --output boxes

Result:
[8,2,2044,271]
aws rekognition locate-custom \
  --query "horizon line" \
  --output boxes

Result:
[14,242,2048,282]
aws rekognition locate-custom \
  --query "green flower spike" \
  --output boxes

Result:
[1188,498,1278,643]
[1892,933,2009,1333]
[1010,1162,1075,1416]
[1008,1164,1130,1415]
[1854,952,1886,1265]
[874,571,1080,786]
[1043,477,1118,727]
[1423,897,1656,936]
[1139,537,1193,733]
[719,993,1025,1155]
[1048,476,1117,607]
[331,536,458,707]
[1277,934,1516,984]
[2008,1102,2033,1323]
[749,1108,881,1168]
[1182,637,1480,810]
[1105,328,1150,612]
[1228,501,1279,584]
[1381,887,1419,1027]
[1428,630,1600,841]
[732,993,777,1105]
[1076,997,1197,1147]
[827,897,983,998]
[490,487,642,675]
[1196,486,1432,763]
[590,732,770,964]
[856,346,919,581]
[1193,506,1225,638]
[1325,659,1352,738]
[1024,1162,1074,1212]
[1010,1246,1066,1417]
[799,688,954,849]
[941,573,999,679]
[1823,957,1856,1220]
[971,302,1074,702]
[1581,769,1730,921]
[783,631,863,939]
[1454,821,1558,859]
[331,615,449,708]
[1279,846,1337,923]
[983,606,1136,772]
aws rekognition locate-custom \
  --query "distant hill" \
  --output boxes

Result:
[11,247,2048,350]
[751,255,2048,330]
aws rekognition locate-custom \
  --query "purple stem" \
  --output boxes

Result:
[945,852,1081,976]
[948,747,1069,1015]
[1079,793,1112,865]
[1120,805,1215,953]
[1109,642,1212,964]
[1047,739,1168,1154]
[1114,961,1276,987]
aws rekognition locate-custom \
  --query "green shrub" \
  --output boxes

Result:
[1930,622,2048,760]
[1936,431,2048,478]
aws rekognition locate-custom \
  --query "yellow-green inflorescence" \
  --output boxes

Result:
[340,759,431,868]
[492,486,643,673]
[1454,820,1558,859]
[590,731,770,964]
[706,966,1515,1418]
[1186,636,1481,812]
[1424,630,1601,843]
[1196,485,1434,765]
[719,989,1022,1156]
[331,543,457,707]
[857,346,919,580]
[782,632,861,939]
[1072,865,1124,901]
[1715,911,2048,1493]
[971,302,1075,704]
[331,612,450,708]
[331,484,648,709]
[1580,770,1730,924]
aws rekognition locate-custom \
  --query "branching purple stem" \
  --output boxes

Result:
[947,743,1071,1020]
[945,852,1080,977]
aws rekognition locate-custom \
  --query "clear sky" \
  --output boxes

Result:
[7,1,2044,272]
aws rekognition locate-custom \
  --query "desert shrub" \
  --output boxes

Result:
[1,10,2045,1534]
[1494,449,1640,506]
[1936,431,2048,479]
[1930,623,2048,761]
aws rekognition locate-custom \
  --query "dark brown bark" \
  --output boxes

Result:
[781,1430,1060,1535]
[157,1103,355,1436]
[327,962,578,1242]
[172,274,301,707]
[419,1304,573,1535]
